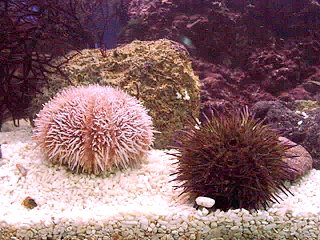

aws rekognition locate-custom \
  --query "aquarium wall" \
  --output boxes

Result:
[1,0,320,240]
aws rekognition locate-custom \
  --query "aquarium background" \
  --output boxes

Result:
[1,0,320,124]
[2,0,320,163]
[1,1,320,239]
[2,0,320,153]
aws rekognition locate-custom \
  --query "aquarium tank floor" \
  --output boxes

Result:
[0,122,320,240]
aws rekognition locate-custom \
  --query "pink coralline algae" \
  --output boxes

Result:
[246,49,304,94]
[121,0,320,113]
[33,85,154,175]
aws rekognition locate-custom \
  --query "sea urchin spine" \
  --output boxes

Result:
[33,85,154,175]
[170,108,295,210]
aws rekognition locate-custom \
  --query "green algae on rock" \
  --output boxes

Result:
[31,39,200,149]
[292,100,320,112]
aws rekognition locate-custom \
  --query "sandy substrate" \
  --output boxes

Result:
[0,124,320,240]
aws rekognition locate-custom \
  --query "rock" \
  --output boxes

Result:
[246,49,303,95]
[252,100,320,169]
[22,197,38,209]
[280,137,313,181]
[16,164,28,177]
[31,39,200,149]
[120,0,320,119]
[201,208,209,216]
[195,196,215,208]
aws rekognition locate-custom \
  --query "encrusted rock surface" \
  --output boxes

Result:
[120,0,320,114]
[31,39,200,149]
[280,137,313,181]
[252,100,320,169]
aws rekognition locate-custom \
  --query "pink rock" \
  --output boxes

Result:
[280,137,313,181]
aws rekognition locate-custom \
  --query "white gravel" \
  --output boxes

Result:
[1,124,320,240]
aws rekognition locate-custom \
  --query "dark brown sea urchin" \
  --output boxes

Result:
[171,108,295,211]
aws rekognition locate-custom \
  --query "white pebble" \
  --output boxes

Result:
[195,196,215,208]
[1,127,320,239]
[202,208,209,216]
[139,217,149,229]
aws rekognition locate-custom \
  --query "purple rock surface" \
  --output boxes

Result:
[120,0,320,115]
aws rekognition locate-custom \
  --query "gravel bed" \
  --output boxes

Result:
[1,126,320,240]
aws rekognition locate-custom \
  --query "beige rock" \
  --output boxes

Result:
[31,39,200,149]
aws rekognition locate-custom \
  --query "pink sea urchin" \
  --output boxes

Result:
[33,85,154,174]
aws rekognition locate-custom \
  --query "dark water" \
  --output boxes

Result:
[1,0,320,127]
